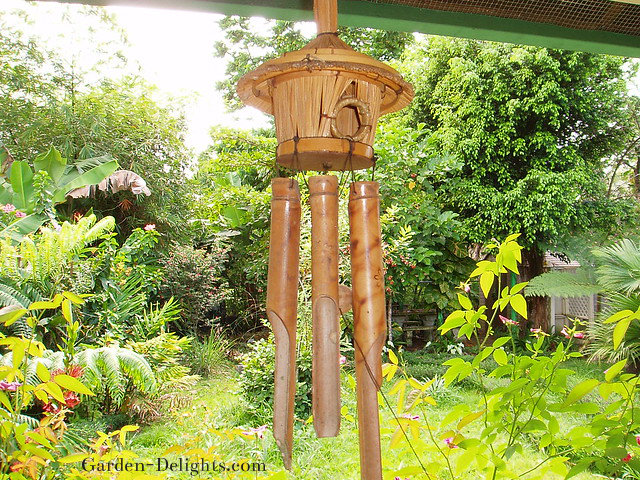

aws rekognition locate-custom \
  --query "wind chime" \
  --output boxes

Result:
[237,1,413,478]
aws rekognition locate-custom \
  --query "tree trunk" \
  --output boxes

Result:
[521,248,547,331]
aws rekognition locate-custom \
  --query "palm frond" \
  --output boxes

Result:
[594,239,640,295]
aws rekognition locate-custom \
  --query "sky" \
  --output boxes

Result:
[2,0,272,152]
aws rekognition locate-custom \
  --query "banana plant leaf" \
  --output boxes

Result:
[0,213,47,242]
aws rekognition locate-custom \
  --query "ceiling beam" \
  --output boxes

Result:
[39,0,640,57]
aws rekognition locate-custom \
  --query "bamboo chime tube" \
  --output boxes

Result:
[309,175,341,438]
[349,181,386,480]
[266,178,301,470]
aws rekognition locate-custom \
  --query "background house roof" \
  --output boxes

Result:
[41,0,640,57]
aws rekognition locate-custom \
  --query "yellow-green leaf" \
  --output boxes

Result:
[54,374,94,396]
[62,291,84,305]
[510,294,528,319]
[457,294,473,310]
[457,410,485,430]
[58,453,88,464]
[564,379,600,406]
[12,342,25,369]
[388,350,398,365]
[61,299,73,323]
[44,381,65,403]
[36,362,50,382]
[605,359,627,382]
[493,348,508,366]
[480,271,494,297]
[0,306,27,327]
[613,317,632,350]
[28,301,58,311]
[604,310,633,324]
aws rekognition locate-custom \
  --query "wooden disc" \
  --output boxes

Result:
[276,137,373,171]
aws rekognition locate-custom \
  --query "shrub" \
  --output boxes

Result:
[238,336,312,422]
[158,242,230,334]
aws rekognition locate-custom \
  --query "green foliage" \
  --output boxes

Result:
[76,345,157,411]
[214,16,413,110]
[525,270,602,298]
[0,292,95,479]
[382,235,640,479]
[594,238,640,295]
[403,38,637,251]
[375,122,472,310]
[158,242,231,334]
[194,127,273,328]
[185,331,235,377]
[0,214,115,295]
[0,8,193,239]
[127,332,200,422]
[238,336,312,422]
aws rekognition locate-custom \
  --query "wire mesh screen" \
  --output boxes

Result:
[363,0,640,37]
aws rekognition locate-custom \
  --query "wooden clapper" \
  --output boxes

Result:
[236,1,414,478]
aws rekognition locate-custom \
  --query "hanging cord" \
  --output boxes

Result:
[344,316,432,480]
[371,155,377,182]
[291,136,309,190]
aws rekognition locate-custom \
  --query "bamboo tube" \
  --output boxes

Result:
[309,175,341,438]
[314,0,338,34]
[348,181,386,480]
[266,178,301,470]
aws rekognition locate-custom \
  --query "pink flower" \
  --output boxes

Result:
[2,204,15,213]
[242,425,268,439]
[444,437,459,449]
[0,380,21,391]
[144,224,156,231]
[394,477,410,480]
[623,453,632,463]
[499,315,519,326]
[14,211,26,218]
[573,332,585,339]
[561,326,571,339]
[636,434,640,446]
[339,355,347,365]
[401,414,419,420]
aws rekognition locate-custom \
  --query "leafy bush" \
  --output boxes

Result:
[238,336,312,422]
[158,242,230,333]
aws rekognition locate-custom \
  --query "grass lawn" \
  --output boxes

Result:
[128,351,611,480]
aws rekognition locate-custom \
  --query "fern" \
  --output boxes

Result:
[0,279,44,337]
[0,214,115,287]
[525,270,601,298]
[77,346,157,407]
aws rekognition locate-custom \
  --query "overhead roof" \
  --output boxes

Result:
[41,0,640,57]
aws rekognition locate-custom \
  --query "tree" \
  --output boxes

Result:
[0,6,194,239]
[402,37,639,329]
[214,16,413,110]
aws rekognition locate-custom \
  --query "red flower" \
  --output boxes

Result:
[66,364,84,378]
[42,402,61,414]
[623,453,632,463]
[64,391,80,408]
